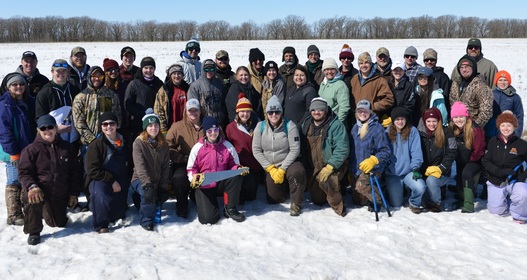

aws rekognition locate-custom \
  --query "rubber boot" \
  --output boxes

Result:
[462,180,475,213]
[5,184,24,225]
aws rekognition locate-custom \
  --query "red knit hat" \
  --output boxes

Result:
[496,111,518,128]
[103,58,119,72]
[422,107,442,123]
[236,93,252,113]
[339,44,354,61]
[494,70,512,86]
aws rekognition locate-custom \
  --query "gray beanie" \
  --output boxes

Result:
[7,74,26,87]
[404,46,418,58]
[309,97,328,112]
[266,95,282,113]
[321,58,338,71]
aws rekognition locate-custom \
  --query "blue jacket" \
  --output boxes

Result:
[484,86,524,138]
[349,114,390,175]
[0,91,36,157]
[385,125,423,176]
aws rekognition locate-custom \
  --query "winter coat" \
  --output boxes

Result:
[124,75,163,136]
[350,69,394,117]
[248,64,264,95]
[305,60,324,91]
[283,82,318,125]
[450,55,493,128]
[385,125,423,176]
[131,137,170,191]
[119,64,140,82]
[18,134,82,198]
[339,65,358,94]
[84,133,132,191]
[482,135,527,185]
[226,80,263,121]
[178,51,201,84]
[215,66,235,91]
[14,66,49,97]
[154,80,190,132]
[390,76,416,120]
[453,124,485,167]
[0,92,36,156]
[187,74,227,126]
[68,64,90,92]
[279,62,299,92]
[300,109,349,171]
[318,74,350,124]
[431,66,451,110]
[451,54,498,89]
[484,86,524,138]
[252,118,301,171]
[72,73,122,145]
[404,63,422,84]
[165,114,204,164]
[261,76,286,112]
[349,114,391,175]
[35,81,80,119]
[374,61,392,85]
[414,86,448,127]
[225,114,262,172]
[418,125,457,176]
[186,137,240,189]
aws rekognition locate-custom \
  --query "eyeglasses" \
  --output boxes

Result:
[108,68,120,73]
[206,127,219,134]
[39,125,55,131]
[101,121,116,127]
[217,57,229,62]
[267,111,281,116]
[423,59,436,63]
[91,75,104,80]
[467,45,480,50]
[203,67,215,73]
[404,55,416,59]
[53,63,69,68]
[10,83,25,87]
[188,47,200,52]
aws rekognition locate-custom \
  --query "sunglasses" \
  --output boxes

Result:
[206,127,219,134]
[91,75,104,80]
[217,57,229,62]
[39,125,55,131]
[404,55,416,59]
[101,121,116,127]
[267,111,281,116]
[188,47,201,52]
[53,63,68,68]
[424,59,436,63]
[108,68,120,73]
[467,45,480,50]
[340,57,352,61]
[10,83,25,87]
[203,67,216,73]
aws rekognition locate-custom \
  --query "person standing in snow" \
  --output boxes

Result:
[178,38,202,85]
[304,44,324,91]
[317,58,350,127]
[154,63,190,134]
[226,66,263,122]
[68,46,90,92]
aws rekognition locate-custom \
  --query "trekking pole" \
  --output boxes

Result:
[372,173,392,218]
[369,174,379,221]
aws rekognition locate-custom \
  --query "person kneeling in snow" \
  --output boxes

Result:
[187,116,248,224]
[482,111,527,224]
[18,115,82,245]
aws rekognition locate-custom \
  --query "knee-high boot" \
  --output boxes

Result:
[5,184,24,225]
[462,179,475,213]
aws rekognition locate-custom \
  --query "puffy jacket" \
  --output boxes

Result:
[482,135,527,185]
[178,51,201,84]
[187,137,240,189]
[0,91,36,156]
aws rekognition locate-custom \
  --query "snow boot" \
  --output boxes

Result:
[27,233,41,245]
[290,203,302,216]
[462,180,475,213]
[5,184,24,226]
[224,206,246,222]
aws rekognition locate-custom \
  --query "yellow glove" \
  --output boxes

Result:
[28,186,44,204]
[425,166,442,179]
[265,164,276,173]
[381,114,392,128]
[359,155,379,174]
[270,168,286,184]
[190,173,204,189]
[316,164,334,183]
[238,166,250,176]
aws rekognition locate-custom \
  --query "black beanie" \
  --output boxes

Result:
[390,107,409,121]
[249,48,265,62]
[99,111,118,127]
[282,46,296,62]
[263,61,279,75]
[140,56,156,68]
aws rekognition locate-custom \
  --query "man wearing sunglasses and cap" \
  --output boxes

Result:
[178,38,202,84]
[450,38,498,89]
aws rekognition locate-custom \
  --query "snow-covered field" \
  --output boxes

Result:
[1,39,526,279]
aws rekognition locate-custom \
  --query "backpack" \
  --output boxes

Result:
[259,118,289,136]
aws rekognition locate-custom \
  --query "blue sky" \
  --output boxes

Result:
[3,0,526,25]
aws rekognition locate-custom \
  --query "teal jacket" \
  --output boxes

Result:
[318,74,350,124]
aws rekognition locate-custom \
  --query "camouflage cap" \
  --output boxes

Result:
[215,50,229,59]
[376,47,390,57]
[71,46,86,56]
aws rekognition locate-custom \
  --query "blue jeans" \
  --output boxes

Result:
[5,161,19,185]
[425,175,450,204]
[130,179,155,227]
[385,173,426,208]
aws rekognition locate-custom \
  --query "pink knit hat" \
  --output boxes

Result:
[450,102,469,118]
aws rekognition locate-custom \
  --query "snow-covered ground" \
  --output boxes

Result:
[0,39,526,279]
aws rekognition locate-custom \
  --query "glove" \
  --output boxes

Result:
[316,164,334,183]
[270,168,286,184]
[157,188,169,203]
[143,184,156,204]
[425,166,442,179]
[412,169,422,181]
[190,174,202,189]
[68,195,78,208]
[10,154,20,168]
[238,166,250,176]
[28,186,44,204]
[265,164,276,173]
[359,155,379,174]
[381,115,392,128]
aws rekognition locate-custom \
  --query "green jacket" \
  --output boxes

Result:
[318,74,350,124]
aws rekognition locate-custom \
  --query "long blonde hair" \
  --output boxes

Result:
[432,119,445,148]
[138,130,167,147]
[449,117,473,149]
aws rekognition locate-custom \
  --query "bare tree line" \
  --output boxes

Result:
[1,14,526,42]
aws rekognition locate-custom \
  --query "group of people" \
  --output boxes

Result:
[1,37,526,246]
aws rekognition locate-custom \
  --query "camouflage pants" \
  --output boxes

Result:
[351,172,383,206]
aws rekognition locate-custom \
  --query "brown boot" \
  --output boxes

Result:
[5,184,24,226]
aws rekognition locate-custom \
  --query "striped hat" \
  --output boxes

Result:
[236,93,252,113]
